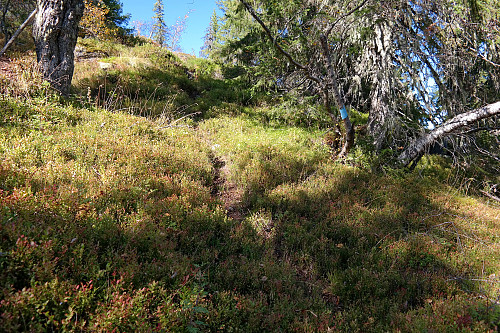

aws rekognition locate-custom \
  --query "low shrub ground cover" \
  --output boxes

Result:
[0,43,498,332]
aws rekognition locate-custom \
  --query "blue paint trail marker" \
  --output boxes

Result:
[340,106,348,120]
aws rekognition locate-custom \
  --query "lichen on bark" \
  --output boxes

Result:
[32,0,84,96]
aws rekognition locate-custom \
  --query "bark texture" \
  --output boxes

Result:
[398,101,500,166]
[367,21,396,150]
[33,0,84,96]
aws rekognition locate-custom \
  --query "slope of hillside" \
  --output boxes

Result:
[0,41,499,332]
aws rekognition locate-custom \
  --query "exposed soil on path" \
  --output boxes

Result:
[209,154,246,222]
[219,163,246,221]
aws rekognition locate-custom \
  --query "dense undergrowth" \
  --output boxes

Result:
[0,39,499,332]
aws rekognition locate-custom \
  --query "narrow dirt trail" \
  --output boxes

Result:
[219,162,245,221]
[209,153,246,222]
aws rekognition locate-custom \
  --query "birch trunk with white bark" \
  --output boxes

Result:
[398,101,500,166]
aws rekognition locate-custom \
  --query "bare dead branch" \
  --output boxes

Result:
[399,101,500,166]
[480,190,500,203]
[459,126,500,135]
[469,47,500,68]
[0,8,37,57]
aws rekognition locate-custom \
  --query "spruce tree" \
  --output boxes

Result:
[151,0,167,46]
[200,10,219,58]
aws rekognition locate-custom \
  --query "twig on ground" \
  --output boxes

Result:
[480,190,500,203]
[157,111,200,129]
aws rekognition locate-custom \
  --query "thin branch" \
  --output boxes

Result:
[0,8,37,57]
[238,0,320,84]
[0,0,12,40]
[325,0,370,37]
[480,190,500,203]
[459,126,500,135]
[469,48,500,68]
[157,111,201,129]
[168,111,200,126]
[239,0,306,70]
[446,277,500,283]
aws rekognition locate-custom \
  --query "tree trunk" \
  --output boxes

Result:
[239,0,355,158]
[320,34,355,159]
[367,21,396,150]
[32,0,84,96]
[398,101,500,167]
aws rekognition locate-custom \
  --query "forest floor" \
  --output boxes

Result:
[217,158,246,222]
[0,41,498,332]
[0,57,14,79]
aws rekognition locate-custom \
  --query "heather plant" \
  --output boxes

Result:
[0,52,52,99]
[200,115,330,204]
[72,39,252,121]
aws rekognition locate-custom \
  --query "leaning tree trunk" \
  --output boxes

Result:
[0,9,37,57]
[398,101,500,167]
[32,0,84,96]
